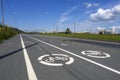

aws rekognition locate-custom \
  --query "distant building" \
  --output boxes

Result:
[97,26,120,34]
[98,30,112,34]
[112,26,120,34]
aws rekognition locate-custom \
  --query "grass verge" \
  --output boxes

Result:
[41,33,120,43]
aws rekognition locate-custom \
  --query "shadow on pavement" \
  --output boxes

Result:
[0,43,38,60]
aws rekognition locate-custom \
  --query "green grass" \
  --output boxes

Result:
[41,33,120,42]
[0,25,23,42]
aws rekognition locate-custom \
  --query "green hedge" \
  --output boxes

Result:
[0,25,22,42]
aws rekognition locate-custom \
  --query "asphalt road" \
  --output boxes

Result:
[0,34,120,80]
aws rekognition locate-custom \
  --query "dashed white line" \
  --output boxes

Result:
[26,35,120,75]
[20,35,38,80]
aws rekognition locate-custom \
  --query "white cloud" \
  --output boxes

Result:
[84,3,99,8]
[90,4,120,21]
[97,27,106,30]
[59,5,78,24]
[84,3,92,8]
[112,4,120,14]
[94,3,99,7]
[90,8,114,21]
[59,16,69,23]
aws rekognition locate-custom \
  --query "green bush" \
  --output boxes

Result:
[0,24,23,42]
[65,28,71,34]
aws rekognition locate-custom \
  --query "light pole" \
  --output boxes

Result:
[0,0,4,26]
[74,11,76,33]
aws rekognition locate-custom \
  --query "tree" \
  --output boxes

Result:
[65,28,71,34]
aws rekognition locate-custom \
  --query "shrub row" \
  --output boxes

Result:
[0,25,22,42]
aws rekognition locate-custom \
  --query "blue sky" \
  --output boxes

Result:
[1,0,120,32]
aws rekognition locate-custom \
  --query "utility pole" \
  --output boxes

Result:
[74,11,76,33]
[1,0,4,26]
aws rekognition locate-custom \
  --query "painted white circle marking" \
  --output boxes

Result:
[81,50,110,58]
[38,54,74,66]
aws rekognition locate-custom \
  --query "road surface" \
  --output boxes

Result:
[0,34,120,80]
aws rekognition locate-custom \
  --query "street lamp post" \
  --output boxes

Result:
[74,11,76,33]
[1,0,4,26]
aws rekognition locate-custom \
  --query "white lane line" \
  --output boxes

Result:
[20,35,38,80]
[25,35,120,75]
